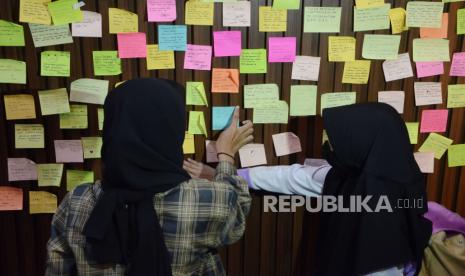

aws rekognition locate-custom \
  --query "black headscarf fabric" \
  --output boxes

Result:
[316,103,432,275]
[83,78,190,276]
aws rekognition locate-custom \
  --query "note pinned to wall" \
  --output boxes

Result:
[356,0,384,9]
[303,7,341,33]
[414,82,443,106]
[447,84,465,108]
[450,52,465,77]
[81,137,102,159]
[54,140,84,163]
[382,53,413,82]
[66,170,94,191]
[37,164,64,187]
[0,59,26,84]
[414,152,434,173]
[240,49,267,74]
[244,84,279,108]
[253,101,288,124]
[389,8,408,34]
[406,1,444,28]
[458,8,465,35]
[146,44,175,70]
[117,33,147,58]
[273,0,299,10]
[92,51,121,76]
[362,34,401,60]
[185,1,214,26]
[268,37,296,63]
[420,109,448,133]
[416,62,444,78]
[4,94,36,120]
[97,108,104,130]
[70,78,109,105]
[420,13,448,39]
[290,85,317,116]
[211,68,239,93]
[448,144,465,167]
[328,36,356,62]
[259,6,287,32]
[158,25,187,51]
[38,88,70,115]
[413,39,450,62]
[147,0,176,22]
[291,56,320,81]
[188,111,208,137]
[7,158,37,181]
[378,91,405,114]
[205,140,218,163]
[223,2,250,27]
[19,0,51,25]
[272,132,302,157]
[186,82,208,106]
[184,44,212,71]
[0,20,25,46]
[342,60,371,84]
[321,92,357,114]
[40,51,70,77]
[29,23,73,47]
[108,8,138,34]
[0,187,23,211]
[354,4,390,32]
[212,106,235,130]
[419,133,453,159]
[183,132,195,154]
[29,191,57,214]
[239,143,267,168]
[72,11,102,37]
[60,104,88,129]
[213,31,242,57]
[47,0,83,25]
[405,122,419,144]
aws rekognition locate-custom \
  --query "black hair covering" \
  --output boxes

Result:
[83,78,190,276]
[316,102,432,275]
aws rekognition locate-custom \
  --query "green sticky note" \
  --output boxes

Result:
[93,51,121,76]
[188,111,207,136]
[186,82,208,106]
[273,0,300,10]
[81,137,102,159]
[240,49,267,74]
[448,144,465,167]
[41,51,70,77]
[419,133,453,159]
[66,170,94,191]
[48,0,83,25]
[304,7,341,33]
[0,59,26,84]
[244,84,279,108]
[253,100,288,124]
[321,92,356,115]
[413,39,450,62]
[406,1,443,28]
[0,20,25,46]
[405,122,419,145]
[290,85,317,116]
[60,104,88,129]
[97,108,104,130]
[362,34,401,60]
[458,9,465,35]
[354,4,390,32]
[38,164,64,187]
[447,84,465,108]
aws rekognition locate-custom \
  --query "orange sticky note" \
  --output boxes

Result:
[0,186,23,211]
[4,94,36,120]
[211,68,239,93]
[420,13,448,39]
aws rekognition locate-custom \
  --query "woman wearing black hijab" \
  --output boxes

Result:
[46,78,253,275]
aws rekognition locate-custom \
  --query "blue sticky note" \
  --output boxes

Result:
[212,106,235,130]
[158,25,187,51]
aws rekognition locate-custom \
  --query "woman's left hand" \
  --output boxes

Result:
[183,158,216,181]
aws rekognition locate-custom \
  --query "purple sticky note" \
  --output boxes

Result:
[416,62,444,78]
[7,158,37,181]
[147,0,176,22]
[54,140,84,163]
[213,31,242,57]
[420,109,448,133]
[268,37,296,63]
[117,33,147,58]
[184,44,212,71]
[450,52,465,77]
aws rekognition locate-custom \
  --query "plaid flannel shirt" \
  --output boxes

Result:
[45,161,251,276]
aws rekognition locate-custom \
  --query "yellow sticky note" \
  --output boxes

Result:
[273,0,299,10]
[253,100,288,124]
[97,108,104,130]
[66,170,94,191]
[92,51,121,76]
[0,59,26,84]
[15,124,44,149]
[290,85,317,116]
[405,122,419,144]
[60,104,88,129]
[29,191,57,214]
[447,84,465,108]
[4,94,36,120]
[81,137,102,159]
[41,51,70,77]
[0,20,25,46]
[183,132,195,154]
[328,36,356,62]
[458,9,465,35]
[19,0,51,25]
[38,88,70,115]
[389,8,408,34]
[186,82,208,106]
[259,6,287,32]
[188,111,208,137]
[321,92,357,114]
[185,1,214,26]
[108,8,138,34]
[448,144,465,167]
[47,0,83,25]
[356,0,385,9]
[419,133,453,159]
[146,44,175,70]
[342,60,371,84]
[37,164,64,187]
[413,39,450,62]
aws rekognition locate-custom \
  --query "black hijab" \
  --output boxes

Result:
[316,103,432,275]
[83,78,190,276]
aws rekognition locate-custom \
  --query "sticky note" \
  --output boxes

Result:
[183,132,195,154]
[389,8,408,34]
[98,108,104,130]
[0,59,26,84]
[223,2,250,27]
[354,4,390,32]
[273,0,299,10]
[7,158,37,181]
[378,91,405,114]
[188,111,207,136]
[290,85,317,116]
[382,53,413,82]
[303,7,341,33]
[37,164,64,187]
[213,31,241,57]
[259,6,287,32]
[185,1,213,26]
[19,0,51,25]
[414,82,443,106]
[37,88,70,116]
[328,36,356,62]
[186,82,208,106]
[420,109,448,133]
[212,106,235,130]
[117,33,147,58]
[29,23,73,47]
[4,94,36,120]
[268,37,296,63]
[29,191,57,214]
[239,143,267,168]
[405,122,419,144]
[146,45,174,70]
[406,1,444,28]
[205,140,218,163]
[356,0,384,9]
[240,49,267,74]
[420,13,448,39]
[413,39,450,62]
[419,133,453,159]
[60,104,88,129]
[81,137,102,159]
[253,101,288,124]
[147,0,176,22]
[108,8,138,34]
[70,78,109,105]
[447,84,465,108]
[92,51,121,76]
[292,56,320,81]
[0,187,23,211]
[158,25,187,51]
[272,132,302,157]
[0,20,25,46]
[40,51,70,77]
[448,144,465,167]
[54,140,84,163]
[416,62,444,78]
[458,9,465,35]
[66,170,94,191]
[212,68,239,93]
[47,0,83,25]
[72,11,102,37]
[15,124,44,149]
[244,84,279,108]
[450,52,465,76]
[342,60,371,84]
[414,152,434,173]
[184,44,212,71]
[362,34,400,60]
[321,92,357,114]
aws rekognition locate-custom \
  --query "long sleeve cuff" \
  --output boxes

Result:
[237,168,254,189]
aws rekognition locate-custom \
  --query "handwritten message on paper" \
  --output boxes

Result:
[54,140,84,163]
[420,13,448,39]
[185,1,214,26]
[29,191,57,213]
[304,7,341,33]
[29,23,73,47]
[328,36,356,62]
[38,164,64,187]
[223,2,250,27]
[15,124,44,149]
[147,0,176,22]
[108,8,138,34]
[70,78,109,105]
[66,170,94,191]
[420,109,448,133]
[291,56,320,81]
[389,8,408,34]
[146,44,174,70]
[342,60,371,84]
[447,84,465,108]
[406,1,444,28]
[0,59,26,84]
[448,144,465,167]
[0,20,25,46]
[413,39,450,62]
[60,104,88,129]
[450,52,465,76]
[419,133,453,159]
[40,51,70,77]
[321,92,357,114]
[272,132,302,157]
[93,51,121,76]
[416,62,444,78]
[382,53,413,82]
[414,82,443,106]
[0,187,23,211]
[7,158,37,181]
[158,25,187,51]
[290,85,317,116]
[268,37,296,63]
[259,6,287,32]
[72,11,102,37]
[378,91,405,114]
[81,137,102,159]
[47,0,83,25]
[38,88,70,115]
[253,101,288,124]
[362,34,400,60]
[4,94,36,120]
[354,4,390,32]
[188,111,207,137]
[240,49,267,74]
[239,143,267,168]
[19,0,51,25]
[184,44,212,71]
[244,84,279,108]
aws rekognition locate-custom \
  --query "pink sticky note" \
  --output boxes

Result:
[7,158,37,181]
[54,140,84,163]
[416,62,444,78]
[238,143,267,168]
[414,152,434,174]
[272,132,302,157]
[147,0,176,22]
[205,140,218,163]
[117,33,147,58]
[268,37,296,63]
[450,52,465,77]
[213,31,242,57]
[420,109,448,133]
[184,44,212,71]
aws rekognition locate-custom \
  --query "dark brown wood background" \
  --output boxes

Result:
[1,0,464,275]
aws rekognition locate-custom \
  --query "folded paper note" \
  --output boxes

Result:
[182,132,195,154]
[389,8,408,34]
[188,111,208,136]
[420,13,448,39]
[205,140,218,163]
[186,82,208,106]
[70,78,109,105]
[108,8,138,34]
[272,132,302,157]
[81,137,102,159]
[212,68,239,93]
[72,11,102,37]
[450,52,465,76]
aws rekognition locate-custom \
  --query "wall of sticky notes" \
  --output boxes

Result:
[1,0,465,275]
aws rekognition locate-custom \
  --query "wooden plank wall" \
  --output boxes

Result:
[1,0,464,275]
